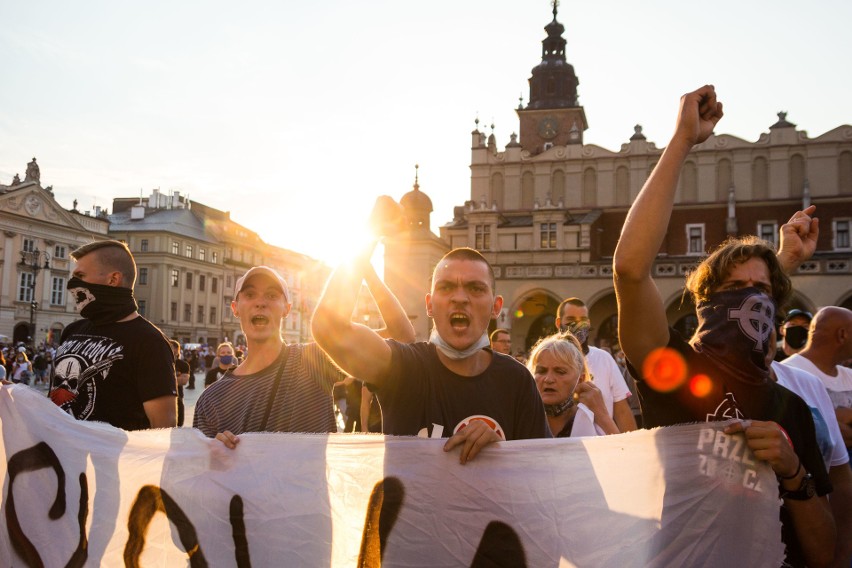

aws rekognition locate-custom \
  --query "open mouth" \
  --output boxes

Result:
[449,313,470,329]
[251,315,270,326]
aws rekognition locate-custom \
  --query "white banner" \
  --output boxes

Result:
[1,385,783,567]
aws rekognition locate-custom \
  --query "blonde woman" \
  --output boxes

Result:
[527,331,620,438]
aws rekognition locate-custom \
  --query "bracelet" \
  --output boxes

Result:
[778,458,802,481]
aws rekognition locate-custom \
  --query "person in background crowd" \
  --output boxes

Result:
[529,331,619,438]
[49,239,177,430]
[0,352,7,382]
[784,307,852,462]
[204,349,215,374]
[769,328,852,567]
[186,350,199,390]
[555,298,637,433]
[489,328,512,355]
[613,84,834,568]
[169,339,190,427]
[778,308,813,360]
[32,350,51,386]
[204,342,238,387]
[11,352,33,385]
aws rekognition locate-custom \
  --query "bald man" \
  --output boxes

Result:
[784,307,852,452]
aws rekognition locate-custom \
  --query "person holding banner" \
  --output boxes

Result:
[613,85,834,568]
[313,225,549,464]
[196,255,415,445]
[528,331,619,438]
[193,266,346,441]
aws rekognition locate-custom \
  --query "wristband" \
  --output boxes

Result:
[778,458,801,481]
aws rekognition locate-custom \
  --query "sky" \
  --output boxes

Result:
[2,0,850,266]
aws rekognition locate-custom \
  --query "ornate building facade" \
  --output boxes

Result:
[0,159,110,345]
[0,161,329,348]
[432,6,852,352]
[108,191,329,347]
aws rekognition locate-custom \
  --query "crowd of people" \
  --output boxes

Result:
[2,86,852,567]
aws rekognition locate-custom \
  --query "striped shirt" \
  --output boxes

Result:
[192,343,344,437]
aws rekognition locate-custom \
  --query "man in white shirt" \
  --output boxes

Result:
[555,298,636,432]
[783,307,852,458]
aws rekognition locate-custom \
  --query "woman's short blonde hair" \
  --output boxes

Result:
[526,331,589,382]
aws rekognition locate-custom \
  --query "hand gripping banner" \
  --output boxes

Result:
[0,385,783,567]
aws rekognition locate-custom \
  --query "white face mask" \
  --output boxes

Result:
[429,328,490,360]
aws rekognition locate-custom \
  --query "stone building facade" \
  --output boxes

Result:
[0,161,110,346]
[108,191,329,348]
[0,161,329,348]
[430,6,852,353]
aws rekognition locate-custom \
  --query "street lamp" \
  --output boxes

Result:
[19,247,51,348]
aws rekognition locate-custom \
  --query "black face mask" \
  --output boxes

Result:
[67,277,138,325]
[691,287,775,384]
[784,326,808,350]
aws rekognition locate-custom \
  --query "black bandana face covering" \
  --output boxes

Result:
[691,287,775,384]
[67,277,138,325]
[560,320,591,354]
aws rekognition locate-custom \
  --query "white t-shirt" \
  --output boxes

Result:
[773,361,848,469]
[585,346,632,418]
[782,353,852,410]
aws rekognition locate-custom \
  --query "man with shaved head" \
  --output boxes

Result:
[49,240,177,430]
[784,307,852,456]
[782,306,852,564]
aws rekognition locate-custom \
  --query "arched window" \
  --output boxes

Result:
[551,170,565,206]
[582,167,596,207]
[716,158,732,202]
[753,157,768,200]
[615,165,630,206]
[490,172,504,209]
[789,154,806,197]
[521,171,535,209]
[680,161,698,202]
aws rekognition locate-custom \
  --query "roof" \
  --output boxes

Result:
[108,208,219,244]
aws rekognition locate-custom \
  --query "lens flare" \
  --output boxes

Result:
[689,374,713,398]
[642,347,687,393]
[514,309,524,318]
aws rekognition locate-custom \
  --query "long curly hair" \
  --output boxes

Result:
[685,236,792,308]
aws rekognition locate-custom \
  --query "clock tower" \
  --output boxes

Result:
[517,1,588,154]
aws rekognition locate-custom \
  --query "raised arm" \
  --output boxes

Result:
[613,85,723,369]
[777,205,819,273]
[364,256,416,343]
[312,243,394,386]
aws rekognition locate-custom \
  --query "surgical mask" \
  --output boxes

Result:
[67,277,137,325]
[783,326,808,350]
[219,355,234,365]
[691,287,775,384]
[429,328,490,360]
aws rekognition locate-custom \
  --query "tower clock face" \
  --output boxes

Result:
[538,116,559,139]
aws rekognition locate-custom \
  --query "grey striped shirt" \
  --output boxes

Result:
[193,343,344,437]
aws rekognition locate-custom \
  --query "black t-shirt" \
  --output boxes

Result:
[373,341,549,440]
[50,316,177,430]
[175,358,190,401]
[205,365,235,387]
[629,328,831,567]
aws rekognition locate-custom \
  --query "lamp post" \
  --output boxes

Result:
[19,247,51,348]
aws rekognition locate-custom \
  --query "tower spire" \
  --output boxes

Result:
[525,1,579,110]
